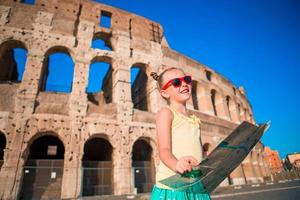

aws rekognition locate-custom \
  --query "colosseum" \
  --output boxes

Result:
[0,0,272,199]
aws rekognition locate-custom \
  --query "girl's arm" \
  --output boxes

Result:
[156,108,198,173]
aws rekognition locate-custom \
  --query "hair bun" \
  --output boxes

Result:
[150,72,159,81]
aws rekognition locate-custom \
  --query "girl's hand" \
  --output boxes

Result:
[175,156,199,174]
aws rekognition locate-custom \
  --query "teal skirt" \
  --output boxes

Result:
[150,185,211,200]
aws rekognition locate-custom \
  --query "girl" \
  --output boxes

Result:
[150,67,211,200]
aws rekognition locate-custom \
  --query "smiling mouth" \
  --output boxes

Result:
[180,89,190,94]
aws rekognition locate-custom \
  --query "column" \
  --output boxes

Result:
[0,116,26,199]
[112,62,134,123]
[242,153,257,183]
[252,151,263,183]
[61,123,82,199]
[215,96,230,120]
[198,87,214,115]
[229,101,241,123]
[230,165,246,185]
[14,53,44,114]
[112,126,132,194]
[69,60,89,117]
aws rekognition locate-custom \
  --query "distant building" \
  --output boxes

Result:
[284,152,300,170]
[264,147,283,173]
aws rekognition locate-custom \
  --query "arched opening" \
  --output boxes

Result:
[191,81,199,110]
[87,57,112,104]
[132,138,155,193]
[233,87,236,95]
[0,133,6,169]
[130,64,149,111]
[244,108,248,122]
[40,47,74,93]
[19,134,65,200]
[205,70,212,81]
[210,89,217,116]
[249,113,254,123]
[86,57,114,115]
[237,103,241,121]
[91,32,112,51]
[0,40,27,82]
[99,11,112,28]
[202,142,210,158]
[82,137,113,196]
[21,0,35,5]
[226,96,232,120]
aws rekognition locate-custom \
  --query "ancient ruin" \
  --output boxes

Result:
[0,0,271,199]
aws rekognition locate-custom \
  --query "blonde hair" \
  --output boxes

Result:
[150,67,184,90]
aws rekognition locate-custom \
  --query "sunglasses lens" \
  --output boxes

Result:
[172,78,181,87]
[184,76,192,84]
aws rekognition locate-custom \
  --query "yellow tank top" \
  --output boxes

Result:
[155,106,203,189]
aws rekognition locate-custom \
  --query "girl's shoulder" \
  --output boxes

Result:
[156,107,174,120]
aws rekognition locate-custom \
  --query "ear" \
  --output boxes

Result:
[160,90,170,99]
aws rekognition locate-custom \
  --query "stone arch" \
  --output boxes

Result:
[226,95,235,120]
[202,142,211,158]
[82,135,113,196]
[205,69,212,81]
[130,63,151,111]
[19,133,65,199]
[191,80,199,110]
[131,137,155,193]
[21,131,67,161]
[210,89,218,116]
[87,56,113,106]
[40,46,75,93]
[22,131,67,158]
[0,132,6,169]
[21,0,36,5]
[239,105,246,121]
[249,112,254,124]
[91,32,113,51]
[237,102,242,121]
[0,39,28,82]
[244,108,248,122]
[99,10,112,28]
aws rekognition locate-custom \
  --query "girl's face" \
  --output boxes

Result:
[160,69,192,103]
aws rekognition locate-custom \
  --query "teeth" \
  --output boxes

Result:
[181,89,189,93]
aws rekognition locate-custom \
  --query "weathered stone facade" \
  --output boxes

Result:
[0,0,271,199]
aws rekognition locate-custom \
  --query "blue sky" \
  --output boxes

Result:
[92,0,300,158]
[15,0,299,158]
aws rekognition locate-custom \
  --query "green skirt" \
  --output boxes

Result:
[150,185,211,200]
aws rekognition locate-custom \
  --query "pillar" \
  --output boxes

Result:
[229,101,241,123]
[215,95,230,120]
[112,62,134,123]
[0,116,26,199]
[230,165,246,185]
[61,124,82,199]
[14,53,44,114]
[198,87,214,115]
[112,126,132,194]
[242,153,257,183]
[69,61,89,117]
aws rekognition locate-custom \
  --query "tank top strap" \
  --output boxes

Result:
[166,106,183,125]
[166,106,189,120]
[166,105,176,115]
[166,105,201,126]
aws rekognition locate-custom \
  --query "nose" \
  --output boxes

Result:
[181,81,188,87]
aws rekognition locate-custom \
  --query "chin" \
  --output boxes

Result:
[181,93,191,101]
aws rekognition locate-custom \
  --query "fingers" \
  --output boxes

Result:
[184,156,199,166]
[177,163,191,173]
[175,158,193,174]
